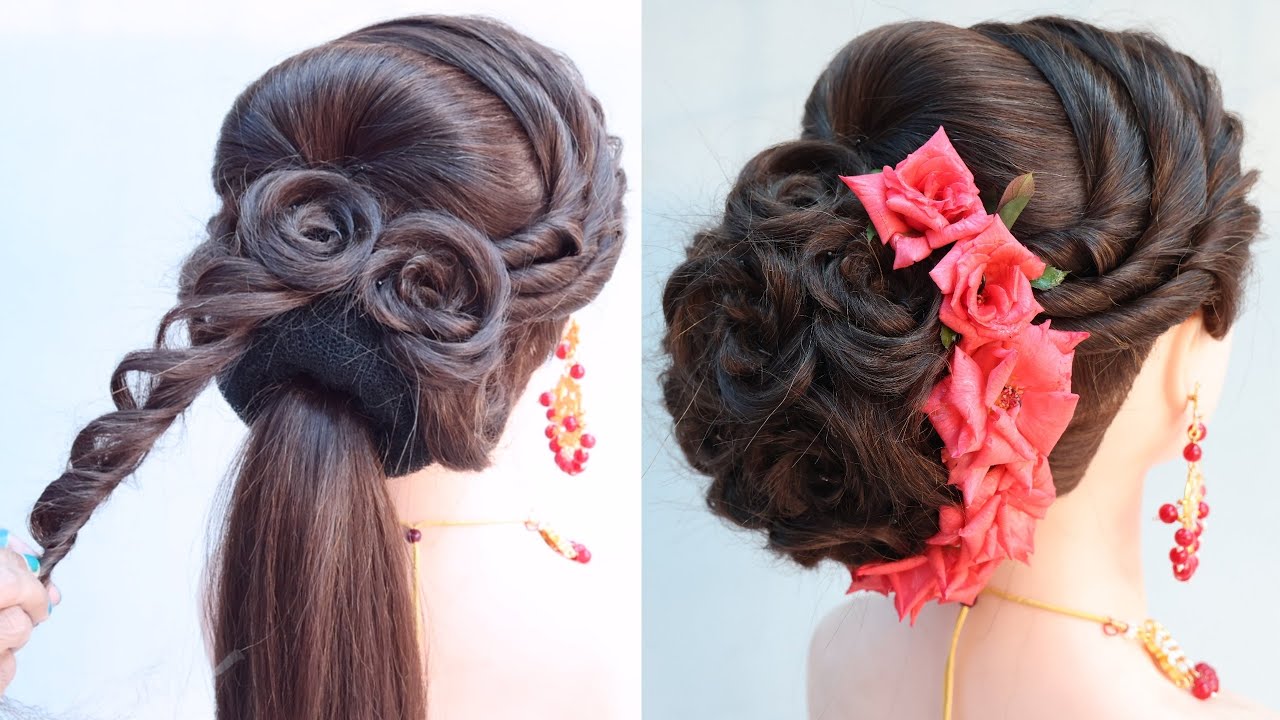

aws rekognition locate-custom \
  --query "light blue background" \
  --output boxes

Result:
[642,1,1280,718]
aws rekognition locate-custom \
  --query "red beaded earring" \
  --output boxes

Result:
[538,319,596,475]
[1160,383,1209,581]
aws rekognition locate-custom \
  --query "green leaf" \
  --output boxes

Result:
[996,172,1035,230]
[941,325,959,349]
[864,226,878,244]
[1030,264,1068,291]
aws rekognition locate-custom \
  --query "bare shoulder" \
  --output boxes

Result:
[807,596,1280,720]
[806,595,953,720]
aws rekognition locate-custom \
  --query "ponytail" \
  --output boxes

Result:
[210,382,424,718]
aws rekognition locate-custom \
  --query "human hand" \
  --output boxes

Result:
[0,529,59,696]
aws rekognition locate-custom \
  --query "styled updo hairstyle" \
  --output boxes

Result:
[661,18,1256,571]
[29,16,624,719]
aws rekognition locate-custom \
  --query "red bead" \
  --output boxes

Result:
[570,363,585,379]
[1194,522,1204,537]
[1199,666,1220,693]
[1183,443,1202,462]
[1197,501,1210,519]
[1191,681,1213,700]
[580,433,597,449]
[572,542,591,564]
[555,342,570,359]
[406,528,422,543]
[1158,503,1180,523]
[546,408,557,420]
[1191,422,1207,442]
[573,448,589,463]
[1169,546,1188,564]
[1174,555,1201,583]
[545,424,557,439]
[550,438,561,453]
[1174,527,1196,547]
[538,391,553,407]
[563,415,579,432]
[570,460,583,474]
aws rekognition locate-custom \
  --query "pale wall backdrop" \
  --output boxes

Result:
[0,1,641,718]
[642,1,1280,718]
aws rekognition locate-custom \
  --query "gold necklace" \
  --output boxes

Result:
[399,516,590,643]
[942,587,1219,720]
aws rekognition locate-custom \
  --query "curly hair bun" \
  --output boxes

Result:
[661,17,1258,570]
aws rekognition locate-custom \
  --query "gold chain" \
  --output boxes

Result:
[942,587,1213,719]
[982,586,1118,628]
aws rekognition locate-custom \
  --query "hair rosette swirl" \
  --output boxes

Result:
[232,165,514,374]
[235,168,384,294]
[359,210,512,379]
[839,127,1088,623]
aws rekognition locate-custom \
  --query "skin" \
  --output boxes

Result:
[808,313,1280,720]
[0,537,58,696]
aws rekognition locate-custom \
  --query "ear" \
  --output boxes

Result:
[1161,311,1233,424]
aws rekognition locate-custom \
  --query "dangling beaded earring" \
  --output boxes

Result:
[1160,383,1210,581]
[538,318,597,475]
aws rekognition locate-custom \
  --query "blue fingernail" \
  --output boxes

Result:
[23,553,39,574]
[0,528,9,550]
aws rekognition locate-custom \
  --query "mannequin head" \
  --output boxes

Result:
[660,18,1257,570]
[29,15,625,719]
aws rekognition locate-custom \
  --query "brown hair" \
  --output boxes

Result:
[29,15,625,718]
[661,17,1257,570]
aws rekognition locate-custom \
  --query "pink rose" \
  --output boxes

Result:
[848,454,1057,622]
[855,323,1086,623]
[930,216,1047,347]
[840,127,991,269]
[848,506,1001,623]
[924,321,1088,468]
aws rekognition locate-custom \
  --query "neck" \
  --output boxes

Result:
[985,427,1152,622]
[387,431,545,526]
[387,369,569,525]
[983,328,1197,621]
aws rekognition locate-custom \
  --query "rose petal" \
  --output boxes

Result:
[926,504,967,545]
[1016,390,1080,457]
[841,173,911,244]
[889,232,934,269]
[959,492,1002,562]
[850,554,930,577]
[926,211,993,248]
[924,345,989,458]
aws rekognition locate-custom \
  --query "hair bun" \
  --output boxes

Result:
[236,168,383,293]
[661,17,1259,572]
[662,137,956,569]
